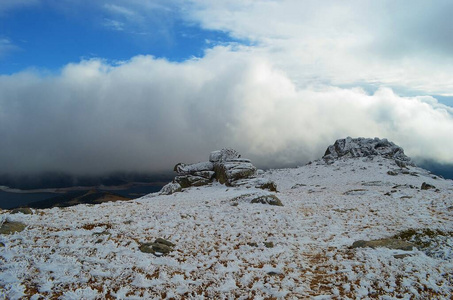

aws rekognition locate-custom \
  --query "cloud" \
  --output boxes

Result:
[0,38,20,58]
[103,3,136,17]
[183,0,453,95]
[1,48,452,176]
[103,18,125,31]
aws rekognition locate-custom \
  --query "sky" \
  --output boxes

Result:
[1,0,453,176]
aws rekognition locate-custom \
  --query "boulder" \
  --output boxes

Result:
[232,178,277,192]
[214,160,257,185]
[351,238,415,251]
[10,207,33,215]
[159,148,277,195]
[139,238,175,257]
[323,137,414,166]
[159,182,182,195]
[174,161,214,175]
[231,193,283,206]
[0,221,26,235]
[175,175,211,188]
[421,182,435,190]
[209,148,241,163]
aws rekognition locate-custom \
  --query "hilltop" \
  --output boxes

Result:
[0,137,452,299]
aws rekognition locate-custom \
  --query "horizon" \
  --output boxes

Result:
[1,1,453,180]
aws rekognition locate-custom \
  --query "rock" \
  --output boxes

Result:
[264,241,274,248]
[267,271,281,276]
[0,242,4,247]
[351,238,415,251]
[175,175,211,188]
[214,161,257,185]
[421,182,435,190]
[0,221,26,234]
[175,161,214,175]
[232,178,277,192]
[10,207,33,215]
[387,170,399,176]
[139,238,175,256]
[160,148,277,194]
[323,137,414,166]
[154,238,176,247]
[159,182,182,195]
[250,194,283,206]
[231,193,283,206]
[210,148,241,163]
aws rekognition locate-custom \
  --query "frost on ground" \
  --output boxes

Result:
[1,146,453,298]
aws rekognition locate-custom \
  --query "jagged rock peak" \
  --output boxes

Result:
[323,137,414,166]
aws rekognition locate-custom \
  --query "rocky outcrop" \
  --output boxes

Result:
[160,148,277,195]
[323,137,414,167]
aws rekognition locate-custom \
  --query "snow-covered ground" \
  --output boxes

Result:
[1,156,452,299]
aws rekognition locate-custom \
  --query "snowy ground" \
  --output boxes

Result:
[1,156,452,299]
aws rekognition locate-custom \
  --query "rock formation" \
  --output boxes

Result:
[323,137,414,167]
[160,148,276,195]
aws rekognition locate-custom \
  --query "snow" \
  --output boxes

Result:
[0,156,452,298]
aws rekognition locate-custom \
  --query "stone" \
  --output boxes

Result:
[10,207,33,215]
[175,161,214,175]
[214,161,257,185]
[139,238,175,256]
[175,175,211,188]
[154,238,176,247]
[0,242,4,247]
[232,178,278,192]
[421,182,435,190]
[250,194,283,206]
[213,148,241,162]
[351,238,415,251]
[0,221,26,235]
[231,193,283,206]
[387,170,399,176]
[264,241,274,248]
[159,182,182,195]
[161,148,276,194]
[323,137,414,166]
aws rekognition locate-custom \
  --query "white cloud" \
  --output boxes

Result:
[104,4,136,17]
[2,1,453,175]
[103,18,125,31]
[183,0,453,95]
[1,49,452,175]
[0,38,20,57]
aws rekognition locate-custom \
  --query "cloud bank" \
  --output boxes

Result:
[1,47,452,175]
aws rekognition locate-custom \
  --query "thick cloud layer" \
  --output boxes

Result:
[1,47,452,175]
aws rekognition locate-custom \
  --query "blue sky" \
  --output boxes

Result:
[0,1,237,74]
[0,1,452,175]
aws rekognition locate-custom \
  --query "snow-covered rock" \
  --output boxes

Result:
[323,137,414,166]
[160,148,276,194]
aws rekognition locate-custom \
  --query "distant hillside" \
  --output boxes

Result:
[25,189,131,209]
